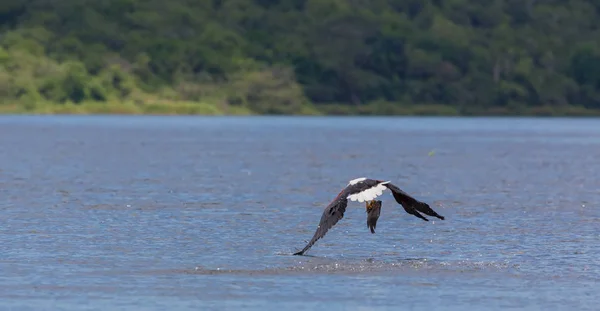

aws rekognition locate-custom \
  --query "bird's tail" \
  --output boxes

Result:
[366,200,382,234]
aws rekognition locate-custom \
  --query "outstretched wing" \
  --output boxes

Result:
[384,183,445,221]
[293,196,349,256]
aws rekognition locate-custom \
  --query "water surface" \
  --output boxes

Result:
[1,116,598,310]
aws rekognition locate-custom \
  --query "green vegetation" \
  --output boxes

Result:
[1,0,600,116]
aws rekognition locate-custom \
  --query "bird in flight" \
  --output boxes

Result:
[293,177,445,256]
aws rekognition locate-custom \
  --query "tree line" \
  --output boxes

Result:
[1,0,599,115]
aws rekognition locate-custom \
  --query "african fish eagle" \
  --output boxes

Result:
[293,177,445,256]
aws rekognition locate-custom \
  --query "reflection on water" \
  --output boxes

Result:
[0,116,599,310]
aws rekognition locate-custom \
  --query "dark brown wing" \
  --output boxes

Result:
[384,183,445,221]
[366,200,382,234]
[293,197,348,256]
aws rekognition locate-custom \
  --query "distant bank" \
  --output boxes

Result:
[1,101,600,117]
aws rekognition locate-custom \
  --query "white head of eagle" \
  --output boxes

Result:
[346,178,391,203]
[293,177,445,256]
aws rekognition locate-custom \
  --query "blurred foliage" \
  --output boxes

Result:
[1,0,600,115]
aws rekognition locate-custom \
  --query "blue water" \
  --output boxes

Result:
[0,115,598,310]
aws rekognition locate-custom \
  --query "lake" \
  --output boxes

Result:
[0,115,598,310]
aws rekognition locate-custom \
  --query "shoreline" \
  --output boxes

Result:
[1,101,600,117]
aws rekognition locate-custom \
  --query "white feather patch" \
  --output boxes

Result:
[348,177,367,185]
[347,181,390,203]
